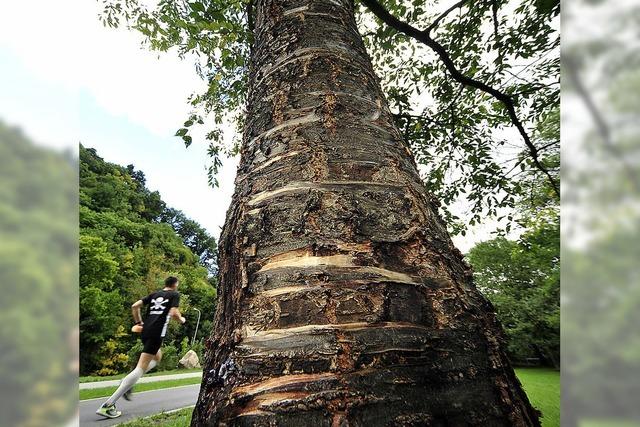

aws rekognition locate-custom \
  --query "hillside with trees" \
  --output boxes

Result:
[80,145,217,376]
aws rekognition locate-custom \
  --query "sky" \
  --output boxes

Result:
[0,0,498,252]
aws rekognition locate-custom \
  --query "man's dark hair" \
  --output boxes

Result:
[164,276,179,287]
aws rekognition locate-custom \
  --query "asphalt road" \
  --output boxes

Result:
[79,384,200,426]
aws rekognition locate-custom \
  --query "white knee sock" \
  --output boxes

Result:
[145,359,157,373]
[104,367,144,406]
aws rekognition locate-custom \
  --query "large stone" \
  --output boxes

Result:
[179,350,200,369]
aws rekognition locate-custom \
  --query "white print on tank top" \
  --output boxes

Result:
[150,297,167,315]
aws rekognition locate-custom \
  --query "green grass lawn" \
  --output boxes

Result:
[580,421,640,427]
[515,368,560,427]
[80,368,202,383]
[79,377,202,400]
[119,407,194,426]
[114,368,560,426]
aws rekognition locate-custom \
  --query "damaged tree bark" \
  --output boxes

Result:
[192,0,540,425]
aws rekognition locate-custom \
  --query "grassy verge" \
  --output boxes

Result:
[515,368,560,427]
[112,368,560,426]
[580,422,640,427]
[80,368,201,383]
[79,377,202,400]
[119,407,193,426]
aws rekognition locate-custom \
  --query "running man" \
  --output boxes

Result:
[96,276,186,419]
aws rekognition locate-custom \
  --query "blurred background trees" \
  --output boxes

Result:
[0,120,77,426]
[562,0,640,424]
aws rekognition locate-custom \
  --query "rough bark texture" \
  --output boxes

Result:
[192,0,541,425]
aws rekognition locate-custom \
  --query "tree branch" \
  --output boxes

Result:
[425,0,470,34]
[359,0,560,197]
[491,0,500,41]
[537,140,559,153]
[247,0,254,33]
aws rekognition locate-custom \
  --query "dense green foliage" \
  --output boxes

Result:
[0,121,77,426]
[468,211,559,366]
[100,0,559,233]
[80,145,217,375]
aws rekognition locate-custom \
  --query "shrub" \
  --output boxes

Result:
[158,344,179,371]
[191,340,205,363]
[126,339,144,370]
[94,327,130,376]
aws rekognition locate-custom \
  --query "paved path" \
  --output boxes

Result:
[80,372,202,389]
[79,384,200,426]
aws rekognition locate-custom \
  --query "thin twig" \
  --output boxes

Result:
[426,0,470,34]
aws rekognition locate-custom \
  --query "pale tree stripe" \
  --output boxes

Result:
[248,181,405,206]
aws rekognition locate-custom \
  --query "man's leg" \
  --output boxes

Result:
[97,352,155,414]
[146,348,162,372]
[123,348,162,401]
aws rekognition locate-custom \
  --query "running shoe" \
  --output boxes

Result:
[95,403,121,419]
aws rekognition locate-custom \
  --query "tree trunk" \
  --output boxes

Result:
[192,0,540,425]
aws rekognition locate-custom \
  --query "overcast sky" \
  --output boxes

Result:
[0,0,502,252]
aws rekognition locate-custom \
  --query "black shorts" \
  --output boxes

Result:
[141,336,163,355]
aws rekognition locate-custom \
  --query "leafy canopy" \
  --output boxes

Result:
[101,0,559,233]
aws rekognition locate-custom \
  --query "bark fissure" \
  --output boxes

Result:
[192,0,540,425]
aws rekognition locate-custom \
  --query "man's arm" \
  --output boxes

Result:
[169,307,186,324]
[132,300,144,324]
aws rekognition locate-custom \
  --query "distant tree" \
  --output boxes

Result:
[467,104,559,367]
[160,207,218,274]
[467,212,560,367]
